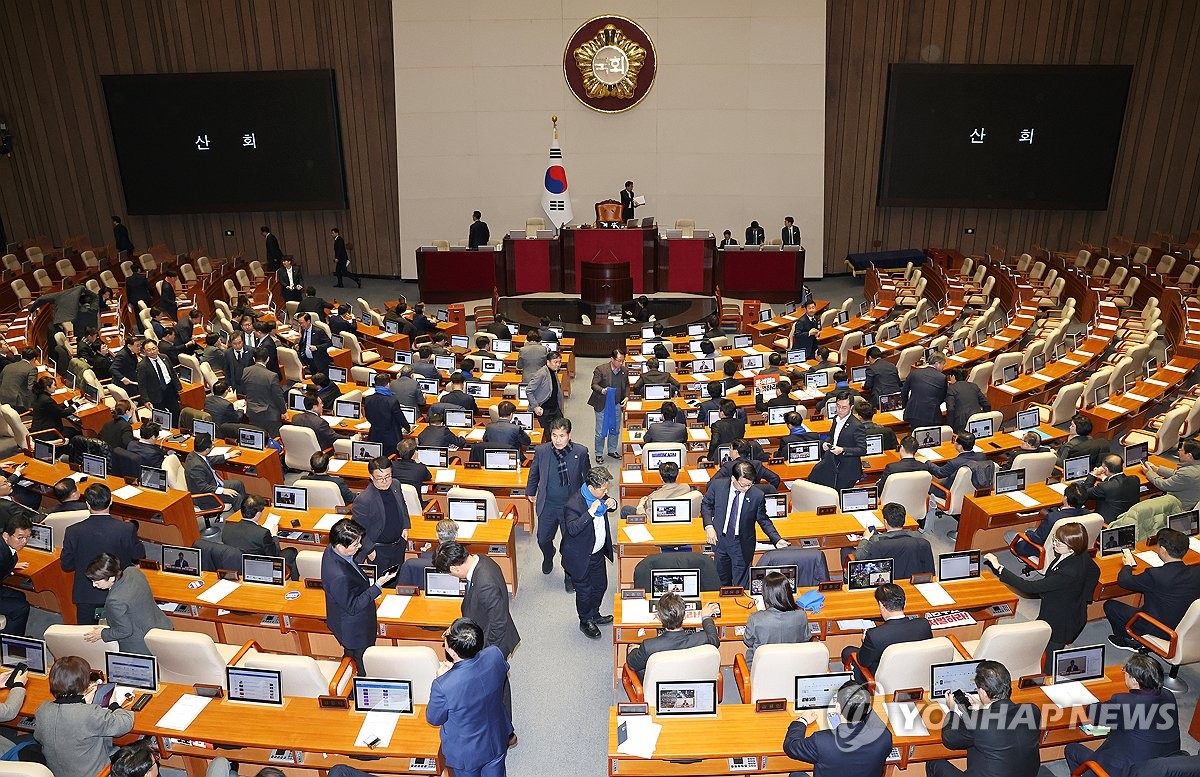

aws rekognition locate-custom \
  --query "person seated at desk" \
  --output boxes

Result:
[1104,527,1200,651]
[34,655,136,777]
[222,494,299,578]
[719,360,741,394]
[842,583,933,683]
[84,551,173,654]
[807,346,837,375]
[438,371,478,413]
[774,411,819,458]
[934,430,994,483]
[0,513,33,637]
[185,432,246,515]
[391,438,432,494]
[698,381,745,427]
[625,592,720,679]
[469,334,497,362]
[0,345,37,411]
[848,502,934,578]
[945,367,991,434]
[1142,439,1200,511]
[644,401,688,443]
[760,351,787,376]
[308,371,342,410]
[716,439,781,491]
[876,433,938,492]
[707,399,747,462]
[745,220,765,246]
[927,660,1041,777]
[1002,431,1051,470]
[626,295,652,323]
[744,571,810,667]
[755,379,800,414]
[431,332,453,356]
[854,400,898,452]
[1010,481,1090,560]
[1084,453,1141,522]
[48,477,87,513]
[719,230,737,248]
[419,412,466,449]
[831,369,858,399]
[537,316,559,343]
[412,345,439,380]
[782,680,893,777]
[622,460,691,519]
[204,379,242,429]
[484,312,511,340]
[76,327,113,380]
[458,357,476,382]
[308,451,356,506]
[30,375,72,434]
[329,303,358,337]
[126,422,167,469]
[633,358,680,397]
[1065,653,1181,777]
[481,400,531,457]
[99,399,135,451]
[291,393,340,450]
[1056,414,1112,468]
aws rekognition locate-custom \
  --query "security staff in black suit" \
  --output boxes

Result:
[223,333,253,393]
[297,287,333,323]
[112,215,135,257]
[783,680,893,777]
[791,300,819,356]
[928,661,1042,777]
[745,220,765,246]
[902,350,948,430]
[480,400,531,456]
[260,225,284,270]
[254,321,281,377]
[1104,528,1200,649]
[322,519,399,671]
[985,520,1101,672]
[1083,453,1141,522]
[351,457,410,572]
[781,216,801,246]
[0,512,33,636]
[863,346,902,408]
[561,467,618,639]
[810,391,866,491]
[702,462,789,587]
[620,181,639,222]
[276,256,303,303]
[331,227,361,288]
[643,401,688,443]
[60,483,146,625]
[125,266,151,315]
[390,439,432,494]
[295,313,332,378]
[136,340,181,427]
[1057,414,1113,469]
[842,583,933,682]
[468,211,490,249]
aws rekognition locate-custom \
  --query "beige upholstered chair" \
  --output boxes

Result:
[44,624,117,671]
[242,653,355,698]
[950,621,1051,680]
[734,642,831,703]
[145,629,251,688]
[363,646,441,703]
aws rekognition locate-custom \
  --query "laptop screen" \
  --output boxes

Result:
[1167,510,1200,536]
[787,349,808,365]
[877,392,902,412]
[749,564,797,595]
[416,447,449,468]
[0,635,46,674]
[353,677,414,714]
[26,524,52,553]
[1099,525,1136,555]
[242,554,286,585]
[273,485,308,512]
[650,569,701,599]
[443,409,472,428]
[968,417,993,440]
[161,545,201,576]
[334,399,361,419]
[938,551,981,582]
[691,358,715,374]
[1124,442,1148,468]
[1063,455,1091,482]
[1051,644,1106,684]
[914,427,943,448]
[106,651,158,691]
[643,384,671,401]
[741,354,764,370]
[656,680,717,716]
[424,568,466,597]
[767,405,797,426]
[239,427,266,451]
[805,371,829,389]
[193,420,216,439]
[930,660,984,699]
[839,487,877,513]
[794,672,853,711]
[786,441,821,464]
[764,493,787,518]
[139,466,168,492]
[483,449,519,471]
[81,453,107,479]
[846,558,893,590]
[1016,408,1040,431]
[650,499,692,524]
[327,365,348,383]
[447,498,487,523]
[351,440,383,462]
[865,435,884,456]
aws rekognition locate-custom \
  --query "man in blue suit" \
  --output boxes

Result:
[427,617,511,777]
[701,461,789,587]
[321,519,398,671]
[526,417,591,589]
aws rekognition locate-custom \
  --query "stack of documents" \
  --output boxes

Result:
[616,715,661,758]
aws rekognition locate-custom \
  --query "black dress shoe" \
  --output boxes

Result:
[541,557,553,575]
[595,455,604,464]
[508,733,518,748]
[579,620,601,638]
[565,577,575,592]
[595,614,614,624]
[607,452,621,460]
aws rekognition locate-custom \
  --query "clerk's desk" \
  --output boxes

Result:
[609,576,1018,686]
[5,676,443,776]
[606,665,1128,776]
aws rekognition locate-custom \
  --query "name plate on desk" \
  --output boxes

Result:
[755,699,788,713]
[816,505,837,516]
[395,585,419,597]
[818,581,843,592]
[626,514,647,525]
[719,586,745,597]
[621,588,646,600]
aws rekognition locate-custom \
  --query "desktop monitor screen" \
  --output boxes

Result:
[733,335,753,349]
[640,326,655,339]
[416,447,448,468]
[1051,644,1106,684]
[32,438,57,464]
[384,320,400,335]
[840,486,877,513]
[481,358,503,374]
[106,651,158,692]
[758,310,772,322]
[436,309,449,323]
[289,392,308,412]
[174,363,194,384]
[240,428,266,451]
[645,448,683,471]
[938,551,981,582]
[656,680,717,716]
[81,453,107,480]
[1016,408,1040,431]
[424,568,466,597]
[1167,510,1199,536]
[393,351,413,365]
[1002,364,1020,383]
[444,409,473,428]
[749,565,798,595]
[161,545,201,576]
[846,558,893,590]
[688,340,706,354]
[837,310,850,325]
[327,365,348,383]
[968,417,993,440]
[351,440,383,462]
[865,435,884,456]
[1063,455,1091,482]
[483,449,519,472]
[851,365,868,383]
[877,392,902,413]
[273,485,308,512]
[741,354,764,371]
[511,411,534,430]
[688,324,705,337]
[643,384,671,401]
[930,660,984,700]
[767,405,797,426]
[862,332,876,348]
[417,378,439,396]
[1094,386,1110,406]
[1032,354,1046,372]
[139,466,168,492]
[650,499,692,524]
[26,524,52,553]
[451,335,469,348]
[650,569,701,599]
[786,441,821,464]
[334,399,361,420]
[995,468,1025,495]
[0,635,47,674]
[805,371,829,389]
[787,350,808,366]
[242,554,286,585]
[491,339,512,354]
[193,419,216,439]
[1099,525,1136,555]
[1124,442,1149,468]
[1144,357,1159,379]
[465,381,489,399]
[433,355,456,372]
[81,381,100,403]
[914,427,943,448]
[691,358,715,374]
[644,412,664,428]
[151,408,173,430]
[353,677,414,714]
[226,666,283,705]
[448,498,488,523]
[764,493,788,519]
[794,672,853,711]
[950,337,967,355]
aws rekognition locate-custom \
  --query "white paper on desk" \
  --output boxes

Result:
[1007,491,1041,508]
[327,459,347,473]
[994,335,1012,343]
[157,430,172,441]
[885,702,930,737]
[623,525,654,544]
[917,448,945,461]
[315,513,341,531]
[946,355,964,365]
[853,512,881,530]
[434,469,456,483]
[997,384,1020,394]
[631,444,643,456]
[915,582,955,607]
[355,421,371,430]
[688,468,710,484]
[466,428,485,441]
[881,340,901,349]
[1042,682,1100,709]
[1049,482,1068,495]
[837,619,878,631]
[1031,372,1053,382]
[1061,358,1082,367]
[622,469,643,484]
[261,513,281,534]
[1189,537,1200,555]
[156,694,211,731]
[68,472,88,483]
[320,415,339,426]
[626,401,642,411]
[112,485,143,500]
[1144,378,1169,388]
[1136,551,1164,568]
[622,599,655,623]
[616,714,661,759]
[688,428,706,441]
[1124,392,1151,404]
[210,446,232,457]
[457,522,478,539]
[1165,364,1188,373]
[196,579,240,604]
[355,710,401,748]
[1099,402,1129,414]
[377,595,411,619]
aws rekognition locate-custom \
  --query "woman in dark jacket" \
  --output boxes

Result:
[30,375,71,433]
[985,521,1100,672]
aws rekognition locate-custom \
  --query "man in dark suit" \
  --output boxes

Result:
[719,230,738,248]
[707,399,748,462]
[426,618,511,776]
[136,340,181,427]
[291,394,339,450]
[702,462,789,587]
[1105,527,1200,650]
[0,347,36,412]
[842,583,934,682]
[1057,414,1112,469]
[438,372,477,413]
[484,313,511,340]
[902,351,947,430]
[745,221,765,245]
[329,304,359,337]
[389,439,431,494]
[221,494,298,579]
[173,309,201,352]
[156,268,179,319]
[1084,453,1141,522]
[418,412,466,449]
[644,401,688,443]
[932,431,994,491]
[754,379,801,414]
[620,181,639,222]
[308,451,356,506]
[98,400,135,451]
[810,391,867,491]
[587,349,628,463]
[255,320,281,377]
[204,380,241,428]
[479,400,531,458]
[876,435,939,494]
[625,593,720,677]
[297,287,333,323]
[242,348,286,438]
[863,347,902,408]
[854,400,898,452]
[945,367,991,434]
[783,680,893,777]
[468,210,490,249]
[185,433,246,514]
[276,256,303,303]
[112,215,135,257]
[851,503,934,579]
[781,216,801,246]
[791,300,819,356]
[223,333,253,393]
[60,483,146,625]
[1002,431,1052,470]
[1011,482,1091,560]
[126,423,167,468]
[125,265,151,313]
[0,512,34,635]
[260,225,284,270]
[1065,654,1181,777]
[364,373,413,453]
[322,518,398,671]
[716,439,782,490]
[526,417,591,587]
[331,227,361,288]
[928,661,1041,777]
[632,358,680,397]
[351,457,410,571]
[109,338,142,396]
[561,466,621,639]
[295,313,332,377]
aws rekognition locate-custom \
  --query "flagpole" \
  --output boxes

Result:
[551,115,560,237]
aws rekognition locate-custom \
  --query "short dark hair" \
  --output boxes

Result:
[212,378,229,395]
[660,402,678,422]
[720,398,737,418]
[140,422,161,440]
[1181,439,1200,460]
[1102,453,1124,474]
[309,451,331,474]
[768,352,782,366]
[732,438,754,458]
[854,400,875,421]
[242,494,267,521]
[732,460,755,481]
[1156,527,1189,559]
[445,616,484,659]
[975,660,1012,700]
[723,360,737,376]
[707,380,724,399]
[658,461,680,483]
[548,416,572,435]
[53,477,78,503]
[585,466,612,488]
[955,431,975,450]
[110,741,157,777]
[777,379,791,395]
[833,369,848,383]
[48,655,92,698]
[1071,414,1093,436]
[1064,482,1088,508]
[837,680,874,723]
[329,518,364,548]
[656,593,686,630]
[84,483,112,511]
[881,502,906,528]
[194,432,213,452]
[302,393,319,411]
[367,456,391,475]
[497,400,515,418]
[434,540,469,572]
[85,552,123,582]
[866,346,882,359]
[1,513,33,537]
[472,210,482,220]
[875,582,905,611]
[784,411,804,428]
[1124,653,1163,690]
[252,346,269,363]
[428,412,445,425]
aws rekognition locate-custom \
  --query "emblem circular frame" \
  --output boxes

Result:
[563,15,657,114]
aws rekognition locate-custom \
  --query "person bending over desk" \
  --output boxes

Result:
[782,680,892,777]
[84,552,173,654]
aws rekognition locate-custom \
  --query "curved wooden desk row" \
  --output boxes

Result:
[5,676,442,775]
[606,666,1128,776]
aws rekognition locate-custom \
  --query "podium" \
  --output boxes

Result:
[581,261,633,307]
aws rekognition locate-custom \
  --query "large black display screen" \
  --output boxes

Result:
[102,70,347,214]
[878,64,1132,209]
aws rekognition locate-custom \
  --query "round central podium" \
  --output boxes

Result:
[580,260,633,306]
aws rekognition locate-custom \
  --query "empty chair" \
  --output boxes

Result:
[42,511,90,547]
[965,275,994,307]
[445,486,501,519]
[279,425,321,472]
[950,621,1052,680]
[878,471,932,522]
[294,478,346,509]
[622,645,721,707]
[179,263,198,285]
[632,552,721,592]
[1127,598,1200,692]
[248,260,266,281]
[894,346,923,380]
[296,550,323,582]
[1155,251,1178,275]
[139,253,156,271]
[1122,405,1188,456]
[967,361,993,394]
[144,629,251,688]
[734,642,831,703]
[341,332,381,365]
[1112,276,1140,309]
[1091,256,1111,278]
[277,347,306,383]
[43,624,118,671]
[1,254,19,272]
[990,352,1022,383]
[54,258,74,279]
[242,653,355,698]
[32,268,52,291]
[790,480,838,513]
[1107,495,1182,543]
[363,646,440,703]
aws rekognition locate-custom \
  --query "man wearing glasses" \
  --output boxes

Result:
[350,457,410,570]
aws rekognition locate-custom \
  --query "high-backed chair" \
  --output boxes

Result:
[44,624,118,670]
[948,621,1052,679]
[894,346,923,380]
[296,550,323,582]
[789,480,838,513]
[967,361,993,395]
[0,763,55,776]
[277,346,306,384]
[991,352,1022,383]
[734,642,831,703]
[863,636,956,696]
[878,471,933,522]
[1121,406,1188,456]
[1127,598,1200,692]
[1107,495,1182,542]
[595,200,623,225]
[242,653,355,698]
[144,629,253,688]
[525,217,545,237]
[294,478,346,509]
[674,218,696,238]
[279,425,322,471]
[1009,512,1104,570]
[632,552,721,592]
[622,644,721,706]
[1008,451,1057,484]
[445,486,502,520]
[341,332,381,366]
[42,510,90,547]
[1029,382,1086,426]
[363,646,440,704]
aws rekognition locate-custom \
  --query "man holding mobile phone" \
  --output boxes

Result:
[322,519,398,672]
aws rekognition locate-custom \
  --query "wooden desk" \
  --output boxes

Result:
[3,546,75,622]
[155,435,285,497]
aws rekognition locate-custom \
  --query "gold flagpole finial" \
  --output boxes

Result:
[552,115,558,139]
